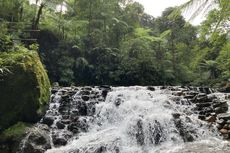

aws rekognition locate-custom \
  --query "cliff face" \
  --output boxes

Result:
[0,49,51,132]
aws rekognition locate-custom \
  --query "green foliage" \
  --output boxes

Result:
[0,0,229,87]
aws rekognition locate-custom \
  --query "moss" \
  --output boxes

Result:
[0,48,51,131]
[0,122,30,140]
[0,122,31,153]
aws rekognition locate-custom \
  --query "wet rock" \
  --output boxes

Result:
[67,123,79,133]
[196,102,212,108]
[206,116,216,123]
[136,120,144,146]
[174,119,194,142]
[217,119,225,125]
[147,86,155,91]
[95,146,107,153]
[61,119,71,124]
[218,113,230,120]
[215,106,228,114]
[68,118,89,133]
[184,95,195,99]
[149,120,164,145]
[56,121,65,129]
[77,102,88,116]
[82,95,90,101]
[198,115,206,120]
[115,98,122,106]
[220,128,228,134]
[172,113,181,119]
[61,94,70,102]
[82,86,92,91]
[217,124,223,130]
[51,88,59,94]
[213,101,228,108]
[223,124,229,130]
[52,136,67,147]
[102,90,109,99]
[19,124,51,153]
[42,116,54,127]
[79,90,91,95]
[100,85,111,88]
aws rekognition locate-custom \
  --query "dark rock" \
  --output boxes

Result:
[218,113,230,121]
[215,106,228,114]
[79,90,90,95]
[82,87,92,91]
[216,124,223,130]
[136,120,144,146]
[102,90,109,99]
[67,123,78,133]
[147,86,155,91]
[82,95,90,101]
[56,121,65,129]
[149,120,164,145]
[95,146,107,153]
[223,124,229,130]
[77,102,88,116]
[206,116,216,123]
[198,115,206,120]
[173,119,194,142]
[67,116,89,132]
[51,88,59,94]
[173,91,184,96]
[100,85,111,89]
[42,117,54,127]
[184,95,195,99]
[217,119,225,125]
[196,102,212,108]
[19,124,51,153]
[172,113,181,119]
[61,120,71,124]
[52,136,67,147]
[115,98,122,106]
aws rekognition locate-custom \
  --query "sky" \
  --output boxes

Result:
[135,0,189,17]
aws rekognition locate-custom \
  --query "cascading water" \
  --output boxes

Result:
[43,86,230,153]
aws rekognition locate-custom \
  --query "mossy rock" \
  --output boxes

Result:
[0,49,51,131]
[0,122,31,153]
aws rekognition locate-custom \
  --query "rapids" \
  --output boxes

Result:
[44,86,230,153]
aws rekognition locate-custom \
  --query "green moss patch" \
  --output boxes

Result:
[0,122,31,153]
[0,122,30,140]
[0,48,51,131]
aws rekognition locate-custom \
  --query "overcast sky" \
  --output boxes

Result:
[135,0,189,17]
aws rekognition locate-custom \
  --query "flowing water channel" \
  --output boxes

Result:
[40,86,230,153]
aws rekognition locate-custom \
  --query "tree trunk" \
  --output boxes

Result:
[32,3,45,30]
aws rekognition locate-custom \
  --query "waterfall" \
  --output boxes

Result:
[43,86,230,153]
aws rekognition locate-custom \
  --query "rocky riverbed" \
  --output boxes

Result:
[17,86,230,153]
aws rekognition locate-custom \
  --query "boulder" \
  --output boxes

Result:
[42,117,54,127]
[206,116,216,123]
[52,136,67,147]
[220,128,228,134]
[0,50,51,132]
[218,113,230,121]
[18,124,51,153]
[56,121,65,129]
[0,122,31,153]
[147,86,155,91]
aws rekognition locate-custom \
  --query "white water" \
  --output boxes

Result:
[46,86,230,153]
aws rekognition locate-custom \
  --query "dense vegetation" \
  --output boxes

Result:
[0,0,229,87]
